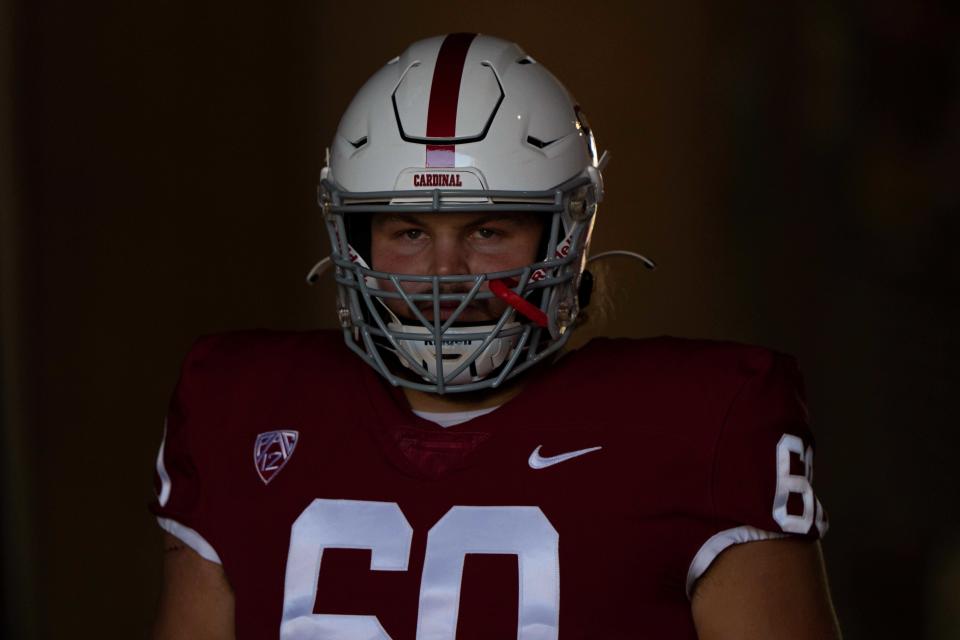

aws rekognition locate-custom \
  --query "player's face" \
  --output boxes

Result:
[370,212,544,323]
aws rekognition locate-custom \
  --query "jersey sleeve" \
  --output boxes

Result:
[149,337,223,564]
[686,350,828,596]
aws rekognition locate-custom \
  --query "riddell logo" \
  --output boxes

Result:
[414,173,463,187]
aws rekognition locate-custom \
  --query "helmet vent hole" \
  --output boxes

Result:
[349,136,368,149]
[526,135,555,149]
[516,56,535,65]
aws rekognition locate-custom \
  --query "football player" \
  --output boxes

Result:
[151,34,841,639]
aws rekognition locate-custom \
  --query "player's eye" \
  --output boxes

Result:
[473,227,500,239]
[398,228,425,240]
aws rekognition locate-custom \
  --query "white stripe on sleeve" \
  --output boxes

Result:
[156,517,222,564]
[156,420,172,508]
[686,525,787,598]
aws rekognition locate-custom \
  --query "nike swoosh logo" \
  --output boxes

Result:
[528,445,602,470]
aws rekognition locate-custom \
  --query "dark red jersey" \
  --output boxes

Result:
[151,330,827,639]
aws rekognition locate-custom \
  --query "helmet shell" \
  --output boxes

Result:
[327,34,596,194]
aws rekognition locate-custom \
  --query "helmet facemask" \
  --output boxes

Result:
[319,172,598,394]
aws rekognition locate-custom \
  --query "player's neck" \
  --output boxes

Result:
[402,379,526,413]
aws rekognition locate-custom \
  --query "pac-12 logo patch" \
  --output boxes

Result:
[254,430,299,485]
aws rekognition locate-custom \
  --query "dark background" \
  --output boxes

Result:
[2,0,958,637]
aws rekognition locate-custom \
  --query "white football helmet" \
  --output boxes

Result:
[316,33,605,394]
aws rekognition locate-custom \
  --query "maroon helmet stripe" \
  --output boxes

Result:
[425,32,476,168]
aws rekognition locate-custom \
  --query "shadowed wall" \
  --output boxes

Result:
[3,0,957,637]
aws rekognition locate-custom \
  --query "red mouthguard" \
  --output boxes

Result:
[489,278,549,328]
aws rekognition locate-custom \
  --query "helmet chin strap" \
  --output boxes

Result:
[370,280,522,385]
[489,278,548,328]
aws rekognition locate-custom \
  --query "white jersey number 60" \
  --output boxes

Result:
[280,499,560,640]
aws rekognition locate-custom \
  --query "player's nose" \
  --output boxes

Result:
[432,235,470,276]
